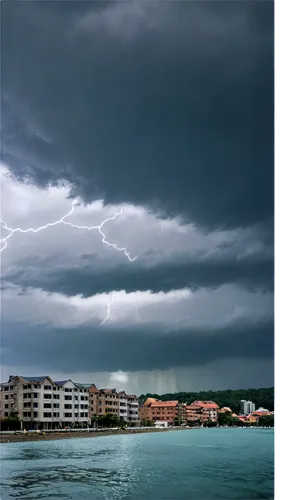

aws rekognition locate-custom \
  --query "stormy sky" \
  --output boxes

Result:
[0,0,274,395]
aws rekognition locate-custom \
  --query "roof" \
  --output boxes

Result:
[251,411,270,416]
[75,383,95,389]
[193,401,219,409]
[19,376,50,383]
[101,388,117,394]
[220,407,232,412]
[54,380,70,386]
[150,400,179,408]
[143,398,159,406]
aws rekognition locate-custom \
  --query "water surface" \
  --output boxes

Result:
[0,428,274,499]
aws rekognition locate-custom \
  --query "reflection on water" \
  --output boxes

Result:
[0,429,274,500]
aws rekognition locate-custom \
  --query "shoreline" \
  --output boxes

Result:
[0,427,187,444]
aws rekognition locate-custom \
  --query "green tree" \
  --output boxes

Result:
[258,415,274,427]
[0,411,21,431]
[96,413,121,428]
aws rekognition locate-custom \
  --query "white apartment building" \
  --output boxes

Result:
[55,379,90,428]
[127,394,139,423]
[240,400,256,415]
[118,391,128,421]
[0,376,90,430]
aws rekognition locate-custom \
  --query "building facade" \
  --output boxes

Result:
[185,401,219,424]
[56,380,89,428]
[118,391,128,421]
[240,400,256,415]
[1,375,140,428]
[139,398,185,425]
[0,376,90,430]
[85,387,139,423]
[126,394,139,424]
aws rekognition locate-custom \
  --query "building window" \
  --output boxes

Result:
[64,404,72,409]
[53,403,60,409]
[44,412,52,418]
[33,393,38,398]
[64,413,72,418]
[53,394,60,400]
[5,412,9,417]
[75,413,78,418]
[5,395,9,400]
[23,412,31,418]
[44,386,52,390]
[23,385,27,389]
[33,412,38,418]
[33,402,38,408]
[65,396,72,401]
[5,404,9,409]
[34,385,38,389]
[44,403,52,409]
[4,387,9,391]
[44,394,52,399]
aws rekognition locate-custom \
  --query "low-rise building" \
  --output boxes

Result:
[139,398,185,425]
[185,401,219,424]
[154,420,169,428]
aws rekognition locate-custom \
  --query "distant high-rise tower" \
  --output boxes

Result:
[240,400,255,415]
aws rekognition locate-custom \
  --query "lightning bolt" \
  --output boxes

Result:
[0,203,137,262]
[100,292,114,326]
[0,202,137,325]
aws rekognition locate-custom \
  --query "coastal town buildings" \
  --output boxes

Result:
[0,376,140,428]
[73,385,139,424]
[140,398,219,426]
[1,377,272,430]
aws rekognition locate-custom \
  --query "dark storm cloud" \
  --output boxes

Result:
[1,318,274,374]
[4,253,274,296]
[1,0,274,231]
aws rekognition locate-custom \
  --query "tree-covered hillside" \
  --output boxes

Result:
[139,387,274,414]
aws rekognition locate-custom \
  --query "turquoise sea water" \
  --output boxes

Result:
[0,428,274,500]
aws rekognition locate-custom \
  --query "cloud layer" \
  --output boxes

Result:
[2,0,273,230]
[0,1,274,392]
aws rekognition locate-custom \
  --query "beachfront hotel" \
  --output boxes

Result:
[0,375,139,429]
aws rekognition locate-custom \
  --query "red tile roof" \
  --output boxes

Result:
[251,411,270,416]
[193,401,219,409]
[150,400,179,408]
[143,398,160,406]
[186,403,201,409]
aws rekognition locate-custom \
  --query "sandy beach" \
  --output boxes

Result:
[0,427,184,444]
